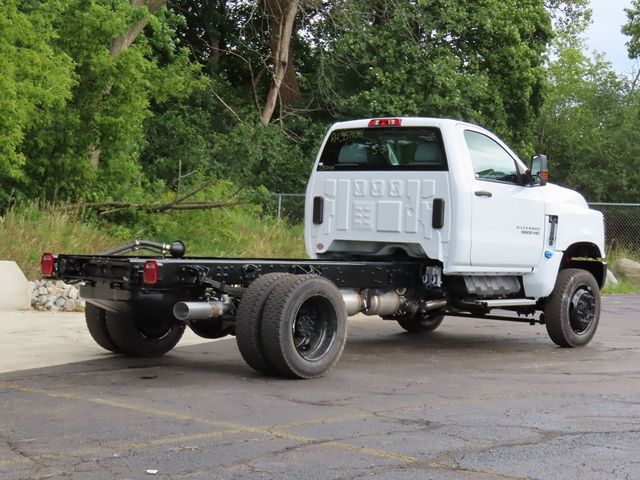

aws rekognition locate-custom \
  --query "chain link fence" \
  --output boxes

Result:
[588,203,640,254]
[267,193,305,224]
[267,195,640,255]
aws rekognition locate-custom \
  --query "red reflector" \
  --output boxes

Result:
[41,253,55,276]
[368,118,402,127]
[143,260,159,285]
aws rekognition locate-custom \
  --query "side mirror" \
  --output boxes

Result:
[531,154,549,186]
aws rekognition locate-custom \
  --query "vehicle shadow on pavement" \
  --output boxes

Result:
[0,318,574,386]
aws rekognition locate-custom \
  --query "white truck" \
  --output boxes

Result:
[43,117,606,379]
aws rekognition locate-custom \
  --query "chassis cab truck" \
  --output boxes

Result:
[42,117,606,379]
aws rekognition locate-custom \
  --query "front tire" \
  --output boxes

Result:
[544,268,601,347]
[261,275,347,379]
[105,312,185,357]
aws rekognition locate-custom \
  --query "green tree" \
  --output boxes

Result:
[310,0,552,154]
[0,1,73,186]
[623,0,640,60]
[7,0,202,203]
[537,44,640,201]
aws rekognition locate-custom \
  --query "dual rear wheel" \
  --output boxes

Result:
[84,272,348,377]
[85,303,185,357]
[235,274,348,379]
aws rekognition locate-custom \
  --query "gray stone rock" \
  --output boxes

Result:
[50,286,64,296]
[612,258,640,285]
[29,279,87,312]
[68,287,79,300]
[605,270,619,288]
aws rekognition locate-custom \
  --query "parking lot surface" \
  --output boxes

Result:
[1,295,639,480]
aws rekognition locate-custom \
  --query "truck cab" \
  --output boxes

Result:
[305,117,605,300]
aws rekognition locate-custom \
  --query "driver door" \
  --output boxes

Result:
[466,130,545,269]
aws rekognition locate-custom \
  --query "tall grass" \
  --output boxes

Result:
[0,201,306,280]
[603,247,640,265]
[0,202,125,279]
[141,202,306,259]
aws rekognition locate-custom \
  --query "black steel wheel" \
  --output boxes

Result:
[105,312,185,357]
[85,303,121,353]
[261,275,347,379]
[544,268,601,347]
[235,272,292,374]
[395,310,445,333]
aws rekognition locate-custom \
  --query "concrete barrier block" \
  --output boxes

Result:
[0,261,30,311]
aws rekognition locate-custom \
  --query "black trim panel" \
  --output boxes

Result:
[432,198,445,229]
[313,196,324,224]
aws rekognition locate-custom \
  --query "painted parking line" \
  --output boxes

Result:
[0,380,539,479]
[0,429,245,468]
[0,380,416,466]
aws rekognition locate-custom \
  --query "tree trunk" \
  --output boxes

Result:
[110,0,167,57]
[261,0,300,126]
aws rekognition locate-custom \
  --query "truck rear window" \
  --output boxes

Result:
[317,127,447,171]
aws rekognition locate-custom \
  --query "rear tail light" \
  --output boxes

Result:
[368,118,402,127]
[41,253,55,276]
[143,260,159,285]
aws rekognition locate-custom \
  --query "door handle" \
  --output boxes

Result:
[474,190,493,198]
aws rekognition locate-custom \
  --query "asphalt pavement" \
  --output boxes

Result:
[1,296,639,480]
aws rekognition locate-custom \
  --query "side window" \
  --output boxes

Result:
[464,130,519,183]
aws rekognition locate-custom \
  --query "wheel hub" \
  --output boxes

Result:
[292,297,337,361]
[294,314,318,351]
[569,287,595,334]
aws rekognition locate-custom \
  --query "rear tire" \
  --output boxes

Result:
[235,272,292,374]
[544,268,600,347]
[105,312,185,357]
[261,275,347,379]
[189,318,231,339]
[396,311,445,333]
[85,303,121,353]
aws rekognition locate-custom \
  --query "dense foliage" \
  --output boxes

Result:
[537,44,640,201]
[0,0,639,214]
[536,0,640,201]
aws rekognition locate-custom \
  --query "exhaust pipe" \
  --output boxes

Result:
[340,289,448,317]
[340,289,403,316]
[173,297,232,322]
[340,289,364,316]
[424,299,447,311]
